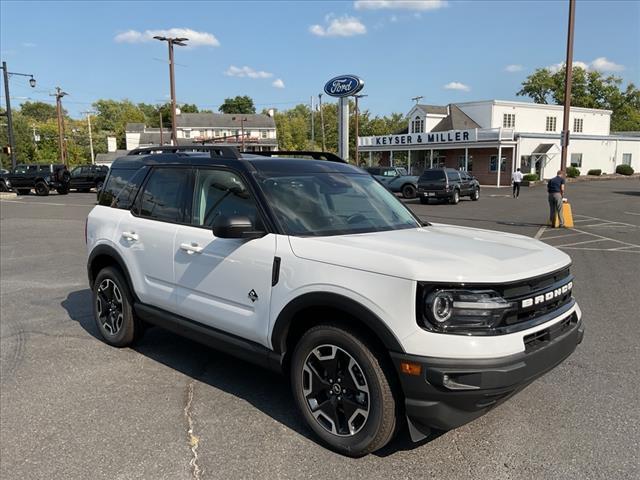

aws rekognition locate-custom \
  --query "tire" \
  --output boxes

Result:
[57,186,69,195]
[290,324,399,456]
[17,189,30,195]
[96,181,104,192]
[449,189,460,204]
[0,181,8,192]
[35,181,49,196]
[92,266,142,347]
[419,197,429,205]
[401,184,416,199]
[471,187,480,201]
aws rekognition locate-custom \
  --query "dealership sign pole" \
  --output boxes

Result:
[324,75,364,162]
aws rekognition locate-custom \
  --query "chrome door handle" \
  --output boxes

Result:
[180,242,203,254]
[121,231,139,241]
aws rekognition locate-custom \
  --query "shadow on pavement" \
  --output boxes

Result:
[613,191,640,197]
[61,289,438,456]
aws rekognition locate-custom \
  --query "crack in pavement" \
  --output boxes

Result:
[184,380,202,480]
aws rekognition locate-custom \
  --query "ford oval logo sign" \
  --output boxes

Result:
[324,75,364,98]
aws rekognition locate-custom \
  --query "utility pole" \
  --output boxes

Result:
[318,93,326,151]
[52,87,68,165]
[1,62,36,169]
[233,116,248,152]
[159,111,164,145]
[411,95,424,104]
[310,96,315,144]
[354,94,367,165]
[560,0,576,173]
[81,111,95,164]
[154,36,188,146]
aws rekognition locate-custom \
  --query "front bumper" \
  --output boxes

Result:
[391,313,584,438]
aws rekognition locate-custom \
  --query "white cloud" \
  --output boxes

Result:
[443,81,470,92]
[355,0,447,11]
[272,78,285,89]
[114,28,220,47]
[224,65,273,79]
[505,64,523,73]
[590,57,625,72]
[309,15,367,37]
[548,57,624,73]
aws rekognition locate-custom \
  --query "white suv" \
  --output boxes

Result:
[86,146,584,456]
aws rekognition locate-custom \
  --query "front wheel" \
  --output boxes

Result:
[471,187,480,201]
[401,184,416,199]
[35,181,49,196]
[57,186,69,195]
[291,324,398,456]
[0,181,8,192]
[449,189,460,204]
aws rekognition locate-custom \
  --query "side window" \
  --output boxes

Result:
[192,169,262,229]
[446,171,460,182]
[99,167,147,209]
[71,167,82,177]
[137,168,190,223]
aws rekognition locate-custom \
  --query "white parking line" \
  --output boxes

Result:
[559,246,640,253]
[625,211,640,216]
[542,232,586,240]
[573,214,639,228]
[0,199,90,207]
[553,238,612,248]
[534,226,546,239]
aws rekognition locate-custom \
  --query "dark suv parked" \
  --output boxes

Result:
[69,164,109,192]
[3,164,70,196]
[417,168,479,204]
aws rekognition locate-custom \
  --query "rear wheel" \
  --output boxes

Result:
[449,189,460,204]
[291,324,398,456]
[57,186,69,195]
[93,266,142,347]
[35,181,49,196]
[471,187,480,201]
[96,181,104,192]
[401,184,416,199]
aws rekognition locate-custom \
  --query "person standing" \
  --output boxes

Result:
[547,170,566,228]
[512,168,523,198]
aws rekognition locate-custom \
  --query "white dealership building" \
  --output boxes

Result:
[358,100,639,186]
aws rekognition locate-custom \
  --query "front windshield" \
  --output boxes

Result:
[258,172,421,236]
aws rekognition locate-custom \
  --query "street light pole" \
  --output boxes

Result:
[1,61,36,169]
[318,93,326,151]
[354,94,367,165]
[52,87,68,165]
[81,111,95,164]
[154,36,188,146]
[560,0,576,173]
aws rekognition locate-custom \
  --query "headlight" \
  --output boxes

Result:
[422,289,515,333]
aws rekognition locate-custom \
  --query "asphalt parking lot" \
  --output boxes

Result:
[1,179,639,480]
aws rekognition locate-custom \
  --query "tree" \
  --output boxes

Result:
[518,66,640,131]
[218,95,256,114]
[93,99,146,148]
[19,101,59,122]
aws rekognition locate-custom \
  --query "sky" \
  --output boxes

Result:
[1,0,639,119]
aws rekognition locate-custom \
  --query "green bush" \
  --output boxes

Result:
[566,166,580,178]
[587,169,602,176]
[523,173,539,181]
[616,164,634,176]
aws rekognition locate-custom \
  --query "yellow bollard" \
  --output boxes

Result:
[553,200,574,228]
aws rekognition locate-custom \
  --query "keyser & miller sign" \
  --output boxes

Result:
[358,129,478,147]
[324,74,364,98]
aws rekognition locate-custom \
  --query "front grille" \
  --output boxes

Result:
[523,313,578,352]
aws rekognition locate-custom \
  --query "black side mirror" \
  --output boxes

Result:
[212,215,265,240]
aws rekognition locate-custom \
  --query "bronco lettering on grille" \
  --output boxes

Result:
[521,281,573,309]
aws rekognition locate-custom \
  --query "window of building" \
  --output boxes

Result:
[457,155,473,171]
[261,130,268,139]
[622,153,632,166]
[184,129,191,139]
[503,113,516,128]
[520,155,532,173]
[489,155,507,172]
[573,118,583,133]
[136,167,190,223]
[191,169,261,229]
[213,130,220,137]
[545,116,557,132]
[411,116,424,133]
[570,153,582,167]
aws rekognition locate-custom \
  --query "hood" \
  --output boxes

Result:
[288,224,571,284]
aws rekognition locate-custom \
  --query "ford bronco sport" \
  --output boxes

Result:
[86,146,583,456]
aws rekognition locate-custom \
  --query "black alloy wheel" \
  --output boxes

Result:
[291,324,398,456]
[35,181,49,196]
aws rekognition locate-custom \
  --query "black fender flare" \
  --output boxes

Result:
[87,244,136,298]
[271,292,405,355]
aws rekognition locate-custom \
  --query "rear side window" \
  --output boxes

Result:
[420,170,445,181]
[136,167,190,223]
[446,171,460,182]
[98,167,147,209]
